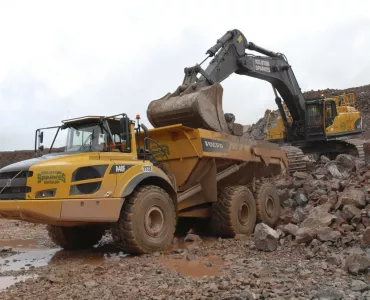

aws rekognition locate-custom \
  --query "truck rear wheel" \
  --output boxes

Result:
[112,185,176,254]
[211,186,256,237]
[255,183,280,227]
[47,225,105,250]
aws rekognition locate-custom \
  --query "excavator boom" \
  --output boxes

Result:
[147,29,306,139]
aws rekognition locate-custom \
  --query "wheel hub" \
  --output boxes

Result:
[238,203,249,225]
[265,196,275,218]
[144,206,165,237]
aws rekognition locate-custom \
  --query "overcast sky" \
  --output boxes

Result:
[0,0,369,150]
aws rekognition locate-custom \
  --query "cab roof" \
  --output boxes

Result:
[61,116,120,128]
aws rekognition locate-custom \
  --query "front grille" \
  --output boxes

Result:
[0,170,31,200]
[0,171,33,179]
[1,186,31,194]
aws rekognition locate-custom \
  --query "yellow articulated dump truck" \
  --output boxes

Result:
[0,113,287,254]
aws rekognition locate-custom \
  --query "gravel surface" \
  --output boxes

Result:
[0,218,370,299]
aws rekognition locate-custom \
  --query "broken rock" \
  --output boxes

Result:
[300,206,336,229]
[295,228,316,244]
[343,204,362,222]
[277,188,289,203]
[335,154,355,170]
[292,207,307,224]
[293,171,309,180]
[351,279,368,292]
[254,223,279,252]
[283,223,298,236]
[295,191,308,207]
[339,188,366,208]
[184,233,202,242]
[345,254,370,275]
[316,226,341,242]
[361,227,370,247]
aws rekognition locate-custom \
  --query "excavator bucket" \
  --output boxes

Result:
[147,83,230,134]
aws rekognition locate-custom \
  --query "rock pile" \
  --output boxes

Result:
[271,153,370,276]
[244,83,370,141]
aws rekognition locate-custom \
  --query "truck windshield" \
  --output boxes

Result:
[65,125,107,152]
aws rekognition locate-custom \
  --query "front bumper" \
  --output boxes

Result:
[0,198,123,226]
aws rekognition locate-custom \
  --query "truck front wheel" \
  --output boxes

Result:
[112,185,176,254]
[211,186,257,237]
[47,225,105,250]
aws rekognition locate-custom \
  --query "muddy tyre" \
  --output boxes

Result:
[47,225,105,250]
[112,185,176,254]
[255,183,280,227]
[211,186,257,237]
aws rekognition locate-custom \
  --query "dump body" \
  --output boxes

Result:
[144,124,287,217]
[0,124,287,224]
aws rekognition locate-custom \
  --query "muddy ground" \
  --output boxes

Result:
[0,219,369,299]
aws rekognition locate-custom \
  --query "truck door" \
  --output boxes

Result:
[305,101,326,141]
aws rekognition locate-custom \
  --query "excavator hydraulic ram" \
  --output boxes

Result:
[147,83,230,134]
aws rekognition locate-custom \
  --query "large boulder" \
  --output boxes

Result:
[254,223,279,252]
[283,223,299,236]
[295,227,316,244]
[335,154,355,170]
[338,188,366,209]
[325,161,349,179]
[342,204,362,222]
[300,205,336,230]
[316,226,341,242]
[345,254,370,275]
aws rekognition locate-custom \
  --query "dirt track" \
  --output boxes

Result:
[0,219,368,300]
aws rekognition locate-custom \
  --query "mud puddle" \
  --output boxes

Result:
[160,255,224,277]
[0,239,39,249]
[0,245,127,272]
[0,275,36,291]
[160,237,223,277]
[0,249,58,272]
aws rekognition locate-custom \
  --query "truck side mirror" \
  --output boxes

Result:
[39,131,44,144]
[120,116,130,137]
[120,116,131,152]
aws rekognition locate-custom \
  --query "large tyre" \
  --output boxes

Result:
[47,225,105,250]
[112,185,176,254]
[255,182,280,227]
[211,186,257,237]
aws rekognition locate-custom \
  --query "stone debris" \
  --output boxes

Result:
[254,223,279,252]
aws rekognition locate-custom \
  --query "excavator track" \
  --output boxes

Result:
[280,138,365,175]
[279,145,307,174]
[344,138,365,161]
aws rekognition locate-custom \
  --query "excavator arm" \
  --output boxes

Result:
[147,29,306,140]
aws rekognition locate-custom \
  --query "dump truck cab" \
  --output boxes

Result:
[0,114,176,226]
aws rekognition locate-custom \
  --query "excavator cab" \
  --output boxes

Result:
[305,100,326,141]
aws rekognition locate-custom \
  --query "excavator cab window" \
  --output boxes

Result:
[325,100,337,128]
[305,100,326,141]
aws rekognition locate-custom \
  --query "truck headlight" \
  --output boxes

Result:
[35,189,56,198]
